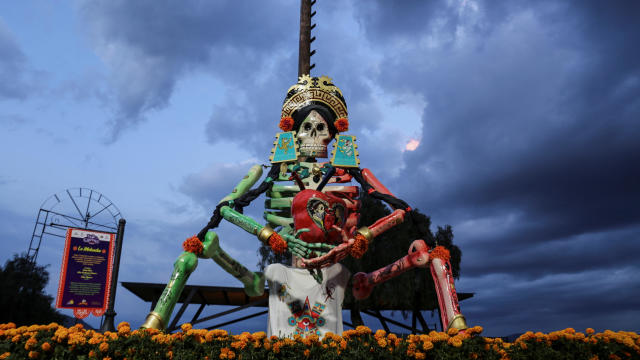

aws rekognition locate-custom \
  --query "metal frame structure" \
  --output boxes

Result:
[124,282,473,334]
[27,188,122,263]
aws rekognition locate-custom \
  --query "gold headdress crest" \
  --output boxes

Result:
[281,75,348,120]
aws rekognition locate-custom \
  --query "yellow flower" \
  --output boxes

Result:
[99,342,109,352]
[231,340,247,350]
[25,336,38,350]
[117,324,131,336]
[252,331,266,340]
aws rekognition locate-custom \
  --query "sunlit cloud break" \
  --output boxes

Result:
[405,139,420,151]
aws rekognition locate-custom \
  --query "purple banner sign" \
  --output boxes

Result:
[56,229,115,319]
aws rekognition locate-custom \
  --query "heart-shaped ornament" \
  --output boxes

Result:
[292,189,348,244]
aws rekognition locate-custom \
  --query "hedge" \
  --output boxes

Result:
[1,322,638,359]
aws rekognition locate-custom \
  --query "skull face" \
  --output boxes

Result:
[297,110,331,158]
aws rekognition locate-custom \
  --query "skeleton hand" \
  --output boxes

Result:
[300,226,356,269]
[282,228,336,259]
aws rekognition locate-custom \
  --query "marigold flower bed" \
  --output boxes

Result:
[0,322,638,360]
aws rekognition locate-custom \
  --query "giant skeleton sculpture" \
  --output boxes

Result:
[141,75,468,334]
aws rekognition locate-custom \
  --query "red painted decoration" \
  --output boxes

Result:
[292,189,349,244]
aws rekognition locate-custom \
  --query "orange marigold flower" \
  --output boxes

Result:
[0,353,9,360]
[430,246,450,262]
[268,233,287,254]
[356,325,372,335]
[11,335,21,343]
[304,349,310,357]
[25,336,38,350]
[422,341,434,350]
[586,328,595,335]
[415,351,426,360]
[116,322,130,330]
[28,351,39,359]
[334,118,349,132]
[279,117,294,132]
[41,342,52,352]
[99,342,109,352]
[447,327,459,336]
[350,233,368,258]
[180,323,193,332]
[231,340,247,350]
[340,339,347,350]
[89,350,97,358]
[182,236,203,255]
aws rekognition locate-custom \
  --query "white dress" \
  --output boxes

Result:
[265,263,350,338]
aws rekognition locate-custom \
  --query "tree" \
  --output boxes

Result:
[0,253,64,326]
[340,192,462,327]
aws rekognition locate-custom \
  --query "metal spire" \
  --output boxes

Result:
[298,0,317,77]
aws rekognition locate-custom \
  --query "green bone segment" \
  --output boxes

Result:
[146,251,199,329]
[202,231,264,297]
[219,164,263,204]
[220,206,263,235]
[264,212,294,227]
[265,197,293,209]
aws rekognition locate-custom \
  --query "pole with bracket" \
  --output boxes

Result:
[101,218,126,332]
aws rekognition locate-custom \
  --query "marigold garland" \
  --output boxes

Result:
[182,236,203,255]
[334,118,349,132]
[279,117,294,132]
[430,245,451,262]
[350,233,368,259]
[268,233,288,254]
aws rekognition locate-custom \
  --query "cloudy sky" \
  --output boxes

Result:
[1,0,638,336]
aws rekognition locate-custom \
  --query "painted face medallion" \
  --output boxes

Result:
[292,189,347,244]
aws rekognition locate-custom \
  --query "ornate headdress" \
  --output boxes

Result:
[279,75,349,132]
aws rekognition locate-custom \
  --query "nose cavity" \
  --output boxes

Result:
[311,129,317,137]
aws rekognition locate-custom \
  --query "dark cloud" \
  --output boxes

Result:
[347,0,640,334]
[78,1,300,142]
[0,20,31,99]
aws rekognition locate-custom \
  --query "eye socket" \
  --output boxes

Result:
[304,122,313,131]
[316,123,325,131]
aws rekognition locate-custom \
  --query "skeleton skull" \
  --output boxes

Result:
[297,110,331,158]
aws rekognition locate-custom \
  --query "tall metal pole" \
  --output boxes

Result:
[101,218,126,332]
[298,0,316,77]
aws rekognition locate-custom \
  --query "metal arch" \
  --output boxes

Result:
[27,188,123,263]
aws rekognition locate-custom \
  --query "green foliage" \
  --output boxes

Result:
[0,253,64,326]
